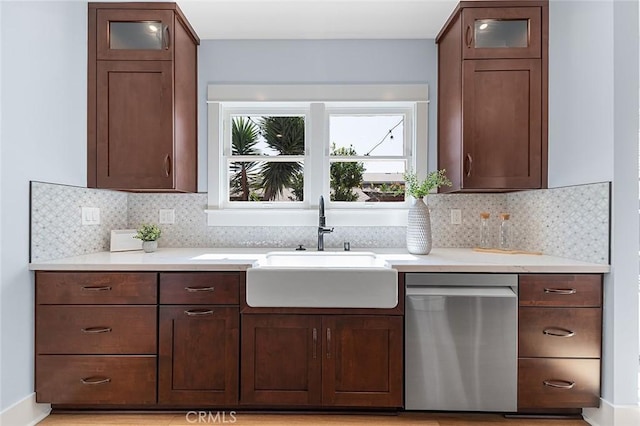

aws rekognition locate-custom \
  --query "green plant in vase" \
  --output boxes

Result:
[403,169,451,255]
[134,223,162,253]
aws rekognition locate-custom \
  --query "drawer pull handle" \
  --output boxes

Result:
[81,286,112,291]
[544,288,577,295]
[326,328,331,359]
[184,309,214,316]
[81,326,112,334]
[185,286,215,292]
[81,376,111,385]
[465,24,473,47]
[543,380,575,389]
[543,327,575,337]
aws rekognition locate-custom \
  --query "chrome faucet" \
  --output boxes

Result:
[317,195,334,251]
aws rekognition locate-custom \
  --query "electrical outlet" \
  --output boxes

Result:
[159,209,175,224]
[450,209,462,225]
[81,207,101,225]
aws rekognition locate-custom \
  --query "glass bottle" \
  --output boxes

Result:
[499,213,511,250]
[479,212,490,248]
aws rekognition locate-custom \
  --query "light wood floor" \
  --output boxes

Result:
[38,412,589,426]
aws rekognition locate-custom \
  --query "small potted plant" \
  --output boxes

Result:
[403,169,451,255]
[134,223,162,253]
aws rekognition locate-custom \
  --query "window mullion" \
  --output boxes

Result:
[308,103,326,207]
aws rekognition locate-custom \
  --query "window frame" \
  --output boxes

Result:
[324,104,414,210]
[222,105,310,209]
[206,84,429,227]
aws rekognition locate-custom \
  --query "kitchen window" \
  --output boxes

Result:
[206,85,429,226]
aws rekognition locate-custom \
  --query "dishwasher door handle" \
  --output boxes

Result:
[406,286,516,298]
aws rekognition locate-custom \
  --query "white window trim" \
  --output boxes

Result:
[206,84,429,227]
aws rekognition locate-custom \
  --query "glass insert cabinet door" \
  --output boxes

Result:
[96,9,174,60]
[462,7,542,59]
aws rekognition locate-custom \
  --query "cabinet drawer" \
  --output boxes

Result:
[160,272,239,305]
[37,306,156,354]
[36,272,157,304]
[518,358,600,409]
[519,275,602,307]
[36,355,156,405]
[519,307,601,358]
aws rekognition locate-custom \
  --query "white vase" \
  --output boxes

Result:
[406,197,432,255]
[142,240,158,253]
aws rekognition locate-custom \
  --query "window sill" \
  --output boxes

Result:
[205,208,408,227]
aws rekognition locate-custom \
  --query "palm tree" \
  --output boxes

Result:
[231,117,259,201]
[260,116,305,201]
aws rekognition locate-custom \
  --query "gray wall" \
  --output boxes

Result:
[197,39,438,191]
[548,0,640,414]
[0,1,87,410]
[548,0,615,187]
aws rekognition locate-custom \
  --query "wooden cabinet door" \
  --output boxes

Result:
[158,306,239,406]
[96,60,174,190]
[462,59,542,190]
[322,316,403,407]
[96,9,174,61]
[241,314,322,406]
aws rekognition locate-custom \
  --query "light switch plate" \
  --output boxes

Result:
[81,207,101,225]
[159,209,175,224]
[450,209,462,225]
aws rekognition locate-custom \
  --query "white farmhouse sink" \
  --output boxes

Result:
[246,251,398,308]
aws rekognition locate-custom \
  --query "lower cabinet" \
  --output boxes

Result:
[35,271,158,406]
[35,269,604,412]
[241,314,403,408]
[158,306,239,405]
[158,272,240,406]
[517,274,603,411]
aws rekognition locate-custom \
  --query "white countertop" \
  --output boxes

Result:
[29,248,610,273]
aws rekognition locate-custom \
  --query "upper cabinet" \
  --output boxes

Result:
[437,1,548,193]
[87,3,200,192]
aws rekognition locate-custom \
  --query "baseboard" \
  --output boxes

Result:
[0,393,51,426]
[584,399,640,426]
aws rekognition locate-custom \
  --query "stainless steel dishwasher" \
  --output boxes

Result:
[405,273,518,412]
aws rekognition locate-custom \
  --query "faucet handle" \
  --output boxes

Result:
[295,244,306,251]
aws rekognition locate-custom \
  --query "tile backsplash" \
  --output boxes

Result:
[30,181,610,264]
[30,182,128,261]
